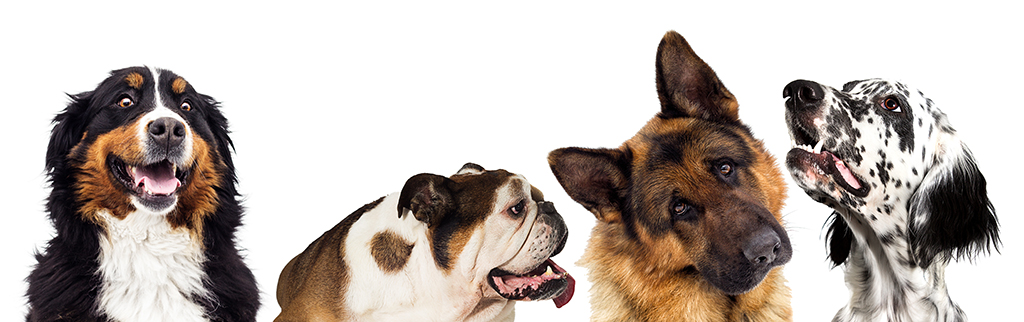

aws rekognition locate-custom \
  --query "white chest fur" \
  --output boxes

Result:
[96,210,210,322]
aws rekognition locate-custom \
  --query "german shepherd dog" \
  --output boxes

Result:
[548,31,792,321]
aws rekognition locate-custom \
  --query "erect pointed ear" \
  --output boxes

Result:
[548,147,631,222]
[46,92,92,173]
[909,142,1000,268]
[655,30,739,123]
[398,173,455,226]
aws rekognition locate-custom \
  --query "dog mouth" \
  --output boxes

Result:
[487,258,575,308]
[787,128,869,197]
[109,155,191,206]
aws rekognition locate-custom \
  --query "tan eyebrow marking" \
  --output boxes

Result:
[125,72,144,89]
[172,77,188,94]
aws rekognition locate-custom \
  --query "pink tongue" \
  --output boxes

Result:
[549,259,574,308]
[133,164,180,195]
[832,155,862,189]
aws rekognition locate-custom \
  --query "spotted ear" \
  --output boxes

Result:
[46,92,92,173]
[655,30,739,123]
[908,142,1000,268]
[398,173,454,226]
[548,147,631,223]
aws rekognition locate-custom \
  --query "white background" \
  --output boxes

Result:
[1,1,1020,321]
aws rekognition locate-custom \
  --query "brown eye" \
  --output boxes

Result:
[508,200,526,216]
[672,199,696,221]
[881,97,901,112]
[118,97,134,108]
[719,163,733,176]
[180,101,192,111]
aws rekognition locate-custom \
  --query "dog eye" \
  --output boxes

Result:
[672,200,696,221]
[881,97,902,112]
[508,200,526,216]
[718,163,733,176]
[117,96,134,108]
[180,101,192,111]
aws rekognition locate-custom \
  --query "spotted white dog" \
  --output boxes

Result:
[783,79,999,322]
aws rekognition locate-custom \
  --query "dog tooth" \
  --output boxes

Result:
[813,140,824,154]
[544,266,554,276]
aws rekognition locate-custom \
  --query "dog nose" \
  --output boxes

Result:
[783,80,825,111]
[743,228,782,266]
[148,117,186,147]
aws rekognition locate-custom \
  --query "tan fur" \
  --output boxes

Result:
[549,31,791,321]
[125,72,144,89]
[172,77,188,94]
[71,115,222,242]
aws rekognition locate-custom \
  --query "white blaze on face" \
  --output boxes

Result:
[135,67,194,165]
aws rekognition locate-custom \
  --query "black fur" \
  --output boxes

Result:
[26,67,259,321]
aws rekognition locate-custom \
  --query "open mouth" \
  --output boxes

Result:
[487,258,575,308]
[788,128,869,197]
[109,155,191,206]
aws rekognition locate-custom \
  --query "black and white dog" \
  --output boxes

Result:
[784,79,999,321]
[27,67,259,321]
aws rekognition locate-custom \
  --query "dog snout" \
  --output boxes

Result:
[148,117,186,148]
[537,201,568,256]
[783,80,825,111]
[743,227,783,266]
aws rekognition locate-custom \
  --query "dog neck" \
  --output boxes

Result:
[95,209,210,322]
[836,207,964,322]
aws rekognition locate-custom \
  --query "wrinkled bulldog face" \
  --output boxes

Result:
[398,163,574,307]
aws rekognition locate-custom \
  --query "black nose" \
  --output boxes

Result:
[743,228,782,266]
[148,117,186,147]
[783,79,825,111]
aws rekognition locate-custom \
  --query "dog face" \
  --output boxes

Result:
[784,79,999,267]
[47,67,231,234]
[549,32,791,295]
[397,163,573,305]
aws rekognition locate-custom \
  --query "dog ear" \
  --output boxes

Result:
[398,173,455,226]
[825,211,853,267]
[455,162,485,175]
[548,147,630,222]
[655,30,739,123]
[909,142,1000,268]
[46,92,92,173]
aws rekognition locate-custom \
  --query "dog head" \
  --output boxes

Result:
[549,31,791,295]
[784,78,999,267]
[48,67,233,234]
[397,163,574,307]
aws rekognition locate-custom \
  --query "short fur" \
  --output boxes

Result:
[275,164,572,322]
[549,31,792,321]
[783,79,1000,321]
[27,67,259,321]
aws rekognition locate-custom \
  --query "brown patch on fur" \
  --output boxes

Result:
[549,31,792,322]
[371,231,414,272]
[125,72,144,89]
[275,197,383,322]
[71,116,223,242]
[72,125,142,221]
[172,77,188,94]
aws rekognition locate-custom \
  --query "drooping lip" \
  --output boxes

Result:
[108,155,191,199]
[786,128,870,197]
[487,258,575,308]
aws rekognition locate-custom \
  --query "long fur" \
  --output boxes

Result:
[26,67,259,322]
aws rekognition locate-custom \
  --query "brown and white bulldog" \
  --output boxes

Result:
[275,163,574,322]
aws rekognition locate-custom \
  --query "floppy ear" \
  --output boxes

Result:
[46,92,92,173]
[909,143,1000,268]
[398,173,454,226]
[655,30,739,123]
[825,211,853,267]
[548,147,631,222]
